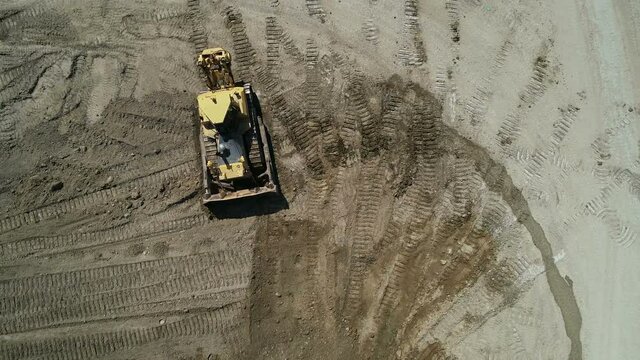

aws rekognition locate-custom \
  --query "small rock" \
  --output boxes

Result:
[159,183,166,193]
[123,212,130,218]
[50,181,64,192]
[275,292,281,297]
[159,319,165,325]
[154,148,161,155]
[78,145,87,152]
[130,190,141,200]
[105,176,113,184]
[440,259,447,265]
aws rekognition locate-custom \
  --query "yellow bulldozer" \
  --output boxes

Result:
[196,48,277,203]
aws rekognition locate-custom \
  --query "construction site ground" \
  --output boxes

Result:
[1,1,639,359]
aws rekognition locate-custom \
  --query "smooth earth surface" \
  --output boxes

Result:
[0,0,638,359]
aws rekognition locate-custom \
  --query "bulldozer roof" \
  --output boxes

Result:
[197,87,245,125]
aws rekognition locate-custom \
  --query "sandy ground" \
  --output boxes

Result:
[0,0,638,359]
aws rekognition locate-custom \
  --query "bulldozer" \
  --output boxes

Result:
[196,48,277,203]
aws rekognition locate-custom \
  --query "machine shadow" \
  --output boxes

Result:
[203,90,288,219]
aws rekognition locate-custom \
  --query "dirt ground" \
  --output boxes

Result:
[1,0,639,359]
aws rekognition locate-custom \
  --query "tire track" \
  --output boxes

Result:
[496,55,550,152]
[187,0,208,54]
[348,71,379,155]
[464,39,512,124]
[344,159,385,315]
[398,0,426,66]
[222,6,256,81]
[304,39,322,152]
[0,250,250,301]
[263,16,282,91]
[381,90,402,146]
[523,105,579,182]
[0,162,196,234]
[0,214,208,259]
[317,56,342,163]
[445,0,461,44]
[270,92,324,177]
[0,303,244,360]
[362,18,379,45]
[306,0,326,22]
[0,272,249,334]
[280,26,304,62]
[596,208,638,248]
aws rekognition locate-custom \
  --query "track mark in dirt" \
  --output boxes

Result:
[261,16,282,91]
[343,159,386,316]
[0,162,196,234]
[222,6,256,81]
[445,0,461,44]
[0,214,208,260]
[362,18,379,45]
[0,303,245,360]
[306,0,327,22]
[398,0,426,66]
[270,92,324,177]
[462,132,584,360]
[497,54,551,153]
[187,0,208,54]
[351,72,381,155]
[0,250,249,298]
[522,105,579,183]
[244,70,582,358]
[465,39,513,125]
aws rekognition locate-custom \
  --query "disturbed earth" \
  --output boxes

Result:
[2,0,640,359]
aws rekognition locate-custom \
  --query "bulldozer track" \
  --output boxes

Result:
[0,162,196,234]
[100,147,196,186]
[344,160,385,315]
[304,39,323,156]
[280,27,304,62]
[381,92,402,144]
[445,0,461,44]
[270,93,324,177]
[374,169,454,317]
[362,18,380,45]
[306,0,326,21]
[596,208,638,248]
[102,105,193,145]
[523,105,579,182]
[0,250,250,300]
[222,6,256,81]
[0,271,249,334]
[0,214,208,259]
[497,55,550,152]
[0,52,61,106]
[0,303,244,360]
[349,72,379,154]
[398,0,425,66]
[464,39,512,124]
[452,156,481,215]
[264,16,282,91]
[187,0,208,54]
